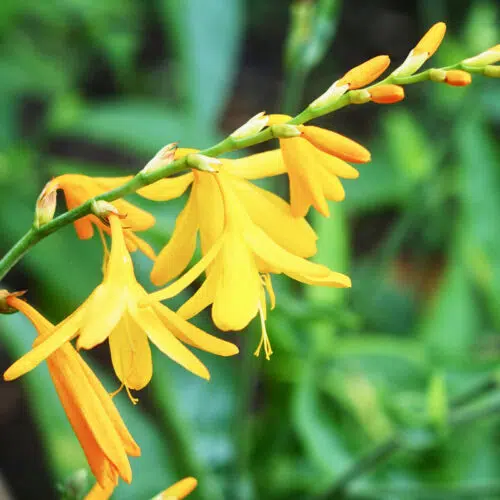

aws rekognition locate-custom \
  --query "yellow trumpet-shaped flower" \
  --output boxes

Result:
[268,114,370,217]
[142,149,319,286]
[46,174,156,259]
[4,294,140,489]
[4,215,238,396]
[85,476,197,500]
[148,171,350,355]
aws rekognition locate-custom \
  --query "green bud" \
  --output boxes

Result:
[34,181,58,228]
[91,200,122,222]
[349,89,371,104]
[271,124,301,139]
[186,154,221,173]
[429,68,447,82]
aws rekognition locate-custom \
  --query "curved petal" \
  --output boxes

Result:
[124,231,156,261]
[78,284,126,350]
[137,173,194,201]
[281,138,329,217]
[133,306,210,380]
[176,277,216,320]
[153,303,238,356]
[316,166,346,202]
[109,314,152,391]
[112,198,155,231]
[223,150,286,180]
[317,151,359,179]
[93,176,134,190]
[231,176,317,258]
[4,308,84,381]
[151,195,198,286]
[302,126,371,164]
[212,231,261,331]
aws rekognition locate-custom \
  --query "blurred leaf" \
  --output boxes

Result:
[427,371,448,433]
[159,0,244,125]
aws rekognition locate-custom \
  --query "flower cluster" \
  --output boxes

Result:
[1,21,498,497]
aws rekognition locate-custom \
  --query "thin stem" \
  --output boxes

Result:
[0,228,39,282]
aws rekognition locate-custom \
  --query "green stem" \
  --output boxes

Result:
[0,228,39,282]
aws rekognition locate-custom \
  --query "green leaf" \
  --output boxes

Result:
[159,0,244,125]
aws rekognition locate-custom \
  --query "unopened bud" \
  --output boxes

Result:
[484,65,500,78]
[91,200,124,223]
[186,154,221,173]
[309,81,349,110]
[429,68,447,82]
[392,22,447,77]
[463,44,500,67]
[369,85,405,104]
[152,477,198,500]
[444,70,471,86]
[231,112,269,139]
[0,290,25,314]
[337,55,390,89]
[34,180,58,228]
[271,123,301,138]
[142,143,178,173]
[349,89,371,104]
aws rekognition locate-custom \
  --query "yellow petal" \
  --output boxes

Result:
[111,198,155,231]
[302,126,371,163]
[4,308,83,380]
[133,306,210,380]
[212,230,261,331]
[48,348,132,484]
[84,479,116,500]
[245,224,336,282]
[267,114,292,125]
[138,173,194,201]
[337,55,390,89]
[316,150,360,179]
[92,176,134,190]
[78,284,126,350]
[288,268,351,288]
[192,172,224,253]
[77,353,141,457]
[222,150,286,180]
[153,303,238,356]
[148,236,222,303]
[160,477,198,499]
[176,277,216,320]
[124,230,156,260]
[281,138,330,217]
[151,195,198,286]
[316,166,346,202]
[230,176,318,258]
[109,314,153,391]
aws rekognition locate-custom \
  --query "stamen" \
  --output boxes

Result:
[254,302,273,360]
[109,382,139,405]
[97,227,110,275]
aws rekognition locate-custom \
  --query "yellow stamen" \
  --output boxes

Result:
[110,383,139,405]
[254,302,273,360]
[97,227,110,275]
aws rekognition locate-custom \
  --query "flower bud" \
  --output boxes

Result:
[230,112,269,139]
[429,68,447,82]
[142,142,178,173]
[309,81,349,110]
[34,180,58,228]
[0,290,25,315]
[484,65,500,78]
[349,89,371,104]
[270,123,301,138]
[91,200,124,222]
[463,44,500,67]
[152,477,198,500]
[392,22,447,77]
[186,154,221,173]
[337,55,390,89]
[444,70,471,86]
[369,85,405,104]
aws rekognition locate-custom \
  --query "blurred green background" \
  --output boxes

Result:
[1,0,500,499]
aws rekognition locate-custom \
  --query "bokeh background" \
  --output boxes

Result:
[1,0,500,499]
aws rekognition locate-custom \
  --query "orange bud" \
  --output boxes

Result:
[444,70,471,86]
[158,477,198,499]
[369,85,405,104]
[338,55,391,89]
[413,22,446,57]
[301,126,371,164]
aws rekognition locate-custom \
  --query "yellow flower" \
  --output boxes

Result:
[47,174,156,259]
[148,171,350,357]
[4,215,238,397]
[268,114,370,217]
[84,476,197,500]
[140,149,319,286]
[4,294,140,489]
